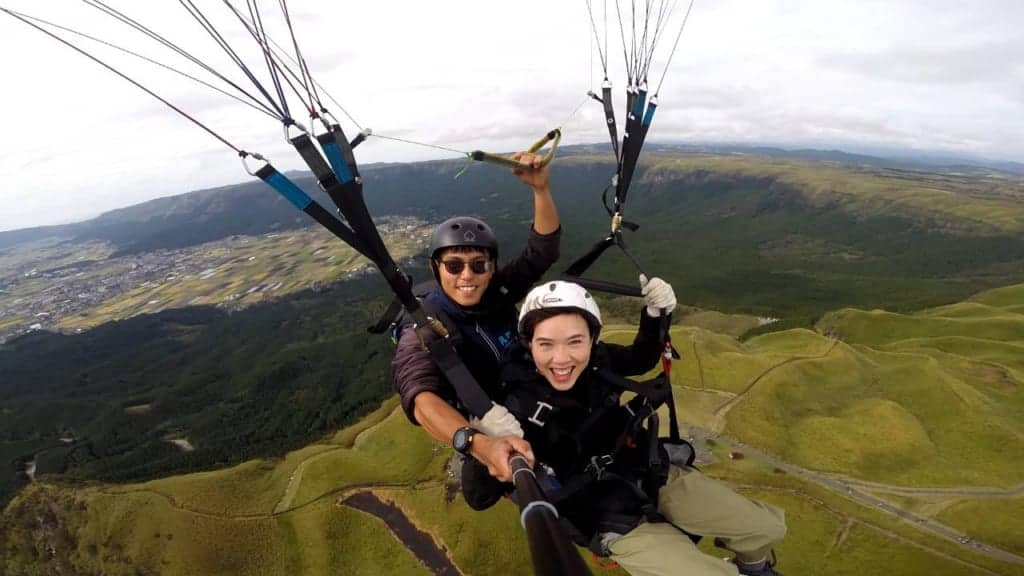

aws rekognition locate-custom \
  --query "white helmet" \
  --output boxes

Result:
[518,281,602,335]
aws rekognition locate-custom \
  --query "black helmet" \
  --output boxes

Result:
[429,216,498,260]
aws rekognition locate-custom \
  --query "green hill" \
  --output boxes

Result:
[4,284,1023,575]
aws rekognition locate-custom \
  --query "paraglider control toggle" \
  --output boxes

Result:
[470,128,562,172]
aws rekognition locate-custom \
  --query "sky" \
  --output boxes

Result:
[0,0,1022,232]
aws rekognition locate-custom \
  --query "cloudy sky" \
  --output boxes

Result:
[0,0,1021,232]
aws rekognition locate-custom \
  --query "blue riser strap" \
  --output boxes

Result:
[264,170,312,210]
[321,140,354,184]
[643,102,658,127]
[633,91,646,118]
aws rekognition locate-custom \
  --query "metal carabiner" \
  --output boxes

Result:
[240,151,268,176]
[283,121,308,144]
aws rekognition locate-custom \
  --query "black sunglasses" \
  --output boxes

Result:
[439,259,493,275]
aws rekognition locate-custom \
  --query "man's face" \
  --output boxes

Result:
[436,248,495,307]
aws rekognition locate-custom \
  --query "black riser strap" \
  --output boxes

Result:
[259,130,495,432]
[290,133,336,186]
[317,125,360,181]
[562,275,642,298]
[616,88,648,211]
[601,85,619,160]
[564,235,615,277]
[427,337,493,417]
[253,164,369,258]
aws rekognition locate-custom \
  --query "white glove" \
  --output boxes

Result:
[470,404,524,438]
[640,274,677,317]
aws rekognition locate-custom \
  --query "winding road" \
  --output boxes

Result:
[688,426,1024,567]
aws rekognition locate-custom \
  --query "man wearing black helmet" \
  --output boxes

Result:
[392,151,560,481]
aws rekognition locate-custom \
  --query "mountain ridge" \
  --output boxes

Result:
[3,143,1022,247]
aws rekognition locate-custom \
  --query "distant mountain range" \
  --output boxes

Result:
[2,144,1021,252]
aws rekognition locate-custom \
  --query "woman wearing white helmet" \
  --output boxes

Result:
[464,278,788,576]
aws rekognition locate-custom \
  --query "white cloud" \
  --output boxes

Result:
[1,0,1022,232]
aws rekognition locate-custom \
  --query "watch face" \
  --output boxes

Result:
[453,427,473,453]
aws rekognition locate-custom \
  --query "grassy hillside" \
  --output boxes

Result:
[4,284,1023,575]
[703,284,1024,487]
[937,499,1024,556]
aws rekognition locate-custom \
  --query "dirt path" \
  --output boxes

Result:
[273,448,340,514]
[691,338,706,389]
[343,492,462,576]
[710,340,839,430]
[825,518,854,557]
[99,479,433,521]
[274,408,395,513]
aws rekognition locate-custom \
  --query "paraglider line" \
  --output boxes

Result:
[653,0,694,96]
[79,0,281,120]
[1,6,242,155]
[8,9,279,122]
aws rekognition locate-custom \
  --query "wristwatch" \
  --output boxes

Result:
[452,426,479,455]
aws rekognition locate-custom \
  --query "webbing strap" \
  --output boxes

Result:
[317,123,361,181]
[616,95,645,214]
[563,275,642,298]
[642,98,658,130]
[367,297,403,334]
[545,372,672,508]
[658,315,681,443]
[561,232,645,297]
[424,324,494,417]
[283,134,496,418]
[565,86,660,293]
[288,134,372,257]
[564,235,615,277]
[597,368,672,407]
[290,133,335,185]
[470,128,562,171]
[328,174,494,418]
[644,411,665,510]
[253,164,368,257]
[317,129,356,184]
[601,84,619,160]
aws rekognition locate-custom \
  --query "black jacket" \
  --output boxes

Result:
[465,308,669,542]
[392,226,561,423]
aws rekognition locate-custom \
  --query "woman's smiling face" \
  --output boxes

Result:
[527,313,593,391]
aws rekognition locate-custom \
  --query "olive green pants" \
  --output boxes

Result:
[608,466,787,576]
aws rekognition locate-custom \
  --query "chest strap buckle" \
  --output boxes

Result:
[586,454,615,480]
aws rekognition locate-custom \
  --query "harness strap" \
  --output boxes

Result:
[367,297,404,335]
[420,316,494,418]
[252,164,368,257]
[658,315,682,443]
[548,371,672,507]
[287,130,496,420]
[561,231,645,297]
[368,279,441,335]
[317,123,360,182]
[600,82,619,161]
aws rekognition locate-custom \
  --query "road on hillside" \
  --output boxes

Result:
[688,427,1024,567]
[839,479,1024,499]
